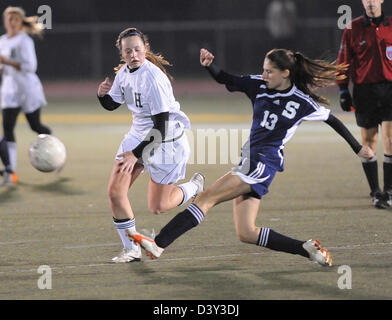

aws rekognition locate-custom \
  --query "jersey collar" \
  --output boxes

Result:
[126,60,147,73]
[362,12,389,26]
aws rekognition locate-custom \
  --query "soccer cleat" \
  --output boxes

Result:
[126,229,164,260]
[0,171,18,186]
[370,191,389,209]
[111,245,141,263]
[302,239,333,267]
[383,190,392,208]
[190,172,205,200]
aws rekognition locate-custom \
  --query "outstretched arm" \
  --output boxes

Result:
[324,114,374,158]
[200,48,237,87]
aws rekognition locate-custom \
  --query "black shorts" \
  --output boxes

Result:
[352,82,392,128]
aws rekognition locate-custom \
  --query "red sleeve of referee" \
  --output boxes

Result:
[337,26,353,87]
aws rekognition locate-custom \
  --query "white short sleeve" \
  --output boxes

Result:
[147,73,172,115]
[108,72,125,104]
[303,105,331,122]
[19,36,37,73]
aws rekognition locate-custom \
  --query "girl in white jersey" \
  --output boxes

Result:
[97,28,204,263]
[0,7,51,183]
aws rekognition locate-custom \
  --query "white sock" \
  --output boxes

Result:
[177,181,198,206]
[113,218,138,250]
[6,141,17,171]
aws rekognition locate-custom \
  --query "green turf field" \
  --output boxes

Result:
[0,93,391,300]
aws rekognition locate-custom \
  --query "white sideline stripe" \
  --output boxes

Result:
[63,242,231,249]
[64,243,119,249]
[60,241,392,250]
[0,242,391,275]
[0,240,43,246]
[0,252,267,275]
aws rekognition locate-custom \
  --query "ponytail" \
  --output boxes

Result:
[145,51,173,81]
[3,7,43,37]
[114,27,173,80]
[266,49,347,105]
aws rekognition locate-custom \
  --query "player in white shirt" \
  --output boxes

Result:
[0,7,51,184]
[97,28,204,263]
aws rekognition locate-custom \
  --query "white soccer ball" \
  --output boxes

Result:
[28,134,66,172]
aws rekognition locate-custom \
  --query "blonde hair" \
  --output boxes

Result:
[3,6,43,36]
[114,27,173,80]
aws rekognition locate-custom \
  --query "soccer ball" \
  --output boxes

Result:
[28,134,66,172]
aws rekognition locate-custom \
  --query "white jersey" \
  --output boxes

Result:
[108,59,190,141]
[0,31,46,112]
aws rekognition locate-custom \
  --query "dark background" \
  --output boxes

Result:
[1,0,391,80]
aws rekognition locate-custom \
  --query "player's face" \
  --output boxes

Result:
[262,58,291,91]
[121,36,147,69]
[4,13,23,36]
[362,0,384,17]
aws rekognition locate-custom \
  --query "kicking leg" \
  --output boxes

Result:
[128,172,251,259]
[233,195,332,266]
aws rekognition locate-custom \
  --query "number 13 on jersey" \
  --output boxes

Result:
[260,101,300,130]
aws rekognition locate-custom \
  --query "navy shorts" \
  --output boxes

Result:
[353,82,392,128]
[231,156,277,199]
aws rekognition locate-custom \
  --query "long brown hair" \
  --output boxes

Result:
[266,49,347,105]
[3,7,43,36]
[114,27,173,80]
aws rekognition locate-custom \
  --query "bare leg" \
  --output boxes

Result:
[194,172,252,214]
[147,179,184,214]
[233,195,261,244]
[381,121,392,194]
[360,126,381,194]
[107,162,144,220]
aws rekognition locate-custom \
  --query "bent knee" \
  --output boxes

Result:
[236,232,254,244]
[148,203,168,215]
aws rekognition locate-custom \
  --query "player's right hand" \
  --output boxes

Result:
[357,145,375,159]
[339,90,353,112]
[97,77,112,97]
[200,48,214,67]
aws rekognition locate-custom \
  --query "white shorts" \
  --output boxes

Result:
[116,131,190,184]
[1,75,47,113]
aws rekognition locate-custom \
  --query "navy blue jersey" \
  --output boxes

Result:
[227,75,331,171]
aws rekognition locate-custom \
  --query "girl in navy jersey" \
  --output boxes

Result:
[127,48,375,266]
[97,28,204,263]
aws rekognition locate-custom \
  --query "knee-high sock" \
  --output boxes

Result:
[360,156,379,193]
[113,217,138,250]
[6,141,17,172]
[383,154,392,192]
[257,227,309,258]
[0,137,12,172]
[155,204,204,248]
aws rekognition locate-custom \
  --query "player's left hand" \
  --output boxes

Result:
[357,145,375,159]
[117,151,138,173]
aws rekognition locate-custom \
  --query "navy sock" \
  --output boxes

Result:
[383,154,392,192]
[155,204,204,248]
[0,137,12,173]
[258,227,309,258]
[361,158,380,193]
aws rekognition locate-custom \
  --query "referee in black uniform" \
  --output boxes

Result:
[337,0,392,209]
